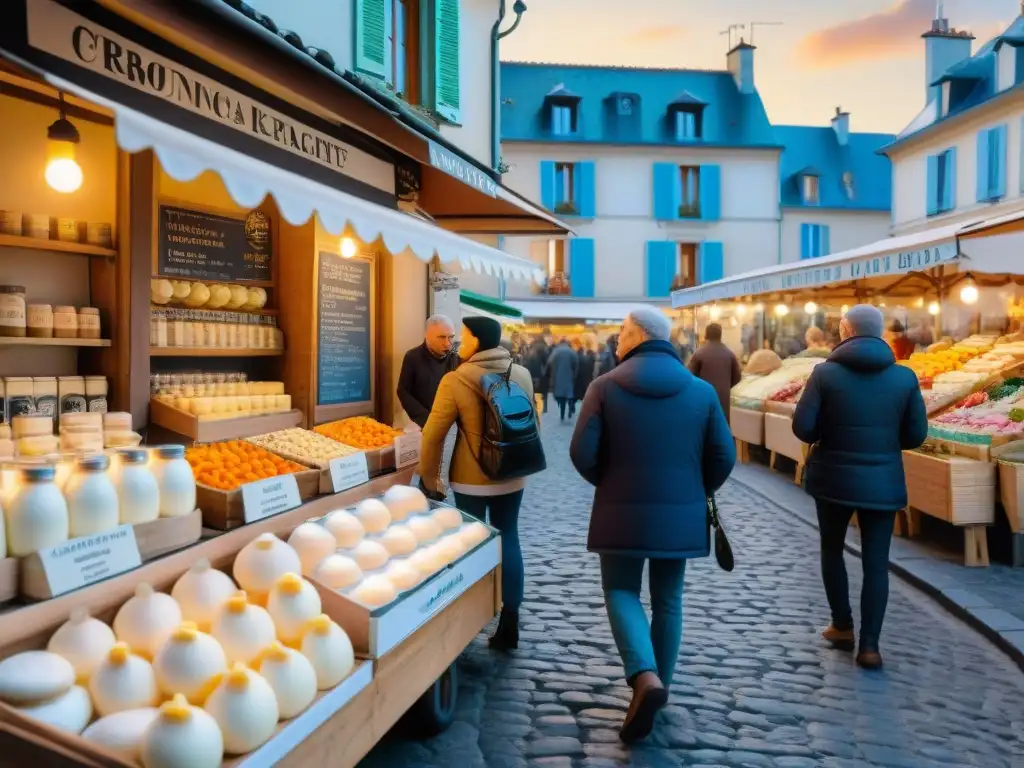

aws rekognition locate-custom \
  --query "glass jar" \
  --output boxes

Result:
[78,307,101,339]
[114,448,159,525]
[6,464,69,556]
[188,310,203,348]
[27,304,53,338]
[65,454,119,537]
[150,309,167,347]
[0,285,26,338]
[53,305,78,339]
[246,315,259,349]
[150,445,196,518]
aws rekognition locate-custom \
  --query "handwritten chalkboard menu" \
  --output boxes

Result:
[157,205,272,283]
[317,252,372,405]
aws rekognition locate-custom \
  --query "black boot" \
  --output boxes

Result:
[489,608,519,651]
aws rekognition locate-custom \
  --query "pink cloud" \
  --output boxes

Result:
[627,25,687,44]
[796,0,938,68]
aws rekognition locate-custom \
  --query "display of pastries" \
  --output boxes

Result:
[246,427,363,469]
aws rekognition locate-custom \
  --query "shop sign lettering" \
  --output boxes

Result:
[39,526,142,597]
[25,0,394,193]
[429,141,498,197]
[241,474,301,524]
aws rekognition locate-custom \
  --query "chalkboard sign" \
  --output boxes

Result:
[317,252,372,406]
[157,205,272,283]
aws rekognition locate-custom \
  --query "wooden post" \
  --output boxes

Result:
[964,526,990,567]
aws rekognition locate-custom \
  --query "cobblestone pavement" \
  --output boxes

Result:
[361,413,1024,768]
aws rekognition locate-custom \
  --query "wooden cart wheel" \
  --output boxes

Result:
[402,662,460,738]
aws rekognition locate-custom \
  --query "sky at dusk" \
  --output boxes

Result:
[500,0,1022,135]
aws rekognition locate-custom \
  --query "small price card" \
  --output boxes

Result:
[395,431,422,469]
[329,452,370,492]
[38,526,142,597]
[241,474,302,524]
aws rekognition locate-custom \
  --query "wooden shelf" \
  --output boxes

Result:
[149,399,303,442]
[0,233,116,259]
[150,347,283,357]
[149,304,278,316]
[0,337,111,348]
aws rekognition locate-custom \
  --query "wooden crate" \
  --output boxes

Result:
[19,510,203,600]
[198,468,321,530]
[730,407,764,446]
[764,413,805,463]
[997,461,1024,533]
[903,451,996,526]
[149,398,303,443]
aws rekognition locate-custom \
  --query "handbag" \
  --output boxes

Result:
[707,495,735,572]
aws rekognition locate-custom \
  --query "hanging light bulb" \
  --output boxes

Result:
[840,304,850,314]
[735,303,747,318]
[753,303,764,313]
[709,305,722,320]
[804,301,818,315]
[928,301,941,316]
[44,92,82,194]
[340,236,358,259]
[914,296,925,308]
[960,282,979,305]
[774,303,789,317]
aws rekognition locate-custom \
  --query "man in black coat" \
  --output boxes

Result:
[397,315,458,428]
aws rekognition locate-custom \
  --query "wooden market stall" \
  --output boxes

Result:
[0,0,566,763]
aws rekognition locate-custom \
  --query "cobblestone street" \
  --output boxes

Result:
[362,414,1024,768]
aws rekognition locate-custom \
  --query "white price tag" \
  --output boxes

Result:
[395,432,422,469]
[38,525,142,597]
[329,452,370,492]
[241,474,302,524]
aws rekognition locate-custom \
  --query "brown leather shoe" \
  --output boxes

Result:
[619,671,668,743]
[821,624,855,651]
[856,649,883,669]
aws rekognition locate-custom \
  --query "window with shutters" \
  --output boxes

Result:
[551,104,578,136]
[554,163,577,214]
[678,166,701,218]
[672,243,697,290]
[544,240,570,295]
[389,0,421,103]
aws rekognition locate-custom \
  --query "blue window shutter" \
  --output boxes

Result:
[820,225,831,256]
[576,162,596,217]
[433,0,461,122]
[945,148,957,210]
[653,163,678,220]
[540,161,556,211]
[699,164,721,220]
[994,124,1007,198]
[800,223,812,260]
[354,0,391,79]
[569,239,595,298]
[644,241,674,298]
[698,241,724,284]
[926,155,939,215]
[976,129,991,202]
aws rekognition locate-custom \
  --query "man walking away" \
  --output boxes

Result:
[523,337,550,413]
[397,315,458,428]
[687,323,741,425]
[598,334,618,375]
[570,307,735,743]
[793,305,927,669]
[573,337,596,418]
[547,337,578,422]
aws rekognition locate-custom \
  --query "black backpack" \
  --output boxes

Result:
[458,363,546,480]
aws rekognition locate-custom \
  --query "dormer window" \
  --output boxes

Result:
[544,84,582,138]
[802,174,820,205]
[666,90,706,143]
[602,92,640,141]
[617,96,633,116]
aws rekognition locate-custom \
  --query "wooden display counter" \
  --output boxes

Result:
[764,413,808,485]
[730,407,764,464]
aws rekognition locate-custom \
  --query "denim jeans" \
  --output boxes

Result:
[600,555,686,686]
[815,500,897,650]
[453,491,525,610]
[556,397,571,420]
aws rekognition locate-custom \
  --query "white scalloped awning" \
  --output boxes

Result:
[50,77,543,283]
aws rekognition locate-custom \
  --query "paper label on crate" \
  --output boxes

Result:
[241,474,302,524]
[395,432,422,469]
[329,452,369,492]
[38,526,142,597]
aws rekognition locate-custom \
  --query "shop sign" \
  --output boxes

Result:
[38,525,142,597]
[681,240,959,306]
[429,140,498,198]
[241,474,302,524]
[23,0,394,194]
[158,205,272,282]
[317,252,372,406]
[329,452,370,493]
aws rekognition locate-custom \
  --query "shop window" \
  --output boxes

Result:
[802,174,820,205]
[678,166,701,218]
[552,104,577,136]
[674,110,700,141]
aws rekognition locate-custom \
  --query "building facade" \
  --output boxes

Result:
[471,44,893,309]
[885,9,1024,234]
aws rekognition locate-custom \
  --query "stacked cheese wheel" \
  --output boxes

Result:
[245,428,362,469]
[1,537,354,768]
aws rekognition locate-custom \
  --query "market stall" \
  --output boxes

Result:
[673,218,1024,566]
[0,0,565,763]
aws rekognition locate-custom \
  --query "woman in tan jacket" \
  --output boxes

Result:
[419,316,535,650]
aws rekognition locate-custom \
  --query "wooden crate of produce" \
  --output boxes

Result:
[903,451,995,525]
[997,461,1024,533]
[730,407,763,445]
[198,468,322,530]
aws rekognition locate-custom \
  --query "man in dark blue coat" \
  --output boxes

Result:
[793,304,927,670]
[570,306,735,743]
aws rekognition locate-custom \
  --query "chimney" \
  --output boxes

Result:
[922,2,974,104]
[831,106,850,146]
[727,39,756,95]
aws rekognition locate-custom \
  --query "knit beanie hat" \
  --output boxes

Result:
[462,316,502,351]
[845,304,884,338]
